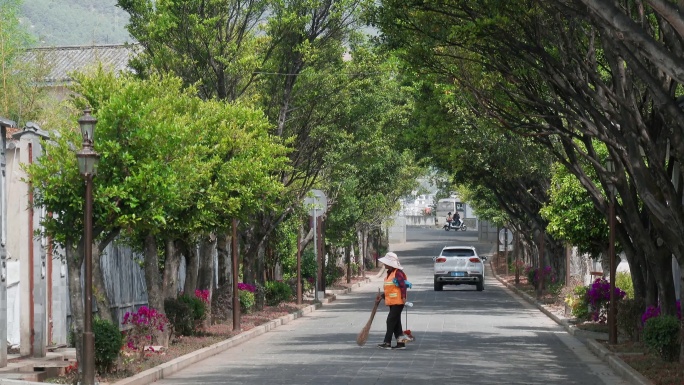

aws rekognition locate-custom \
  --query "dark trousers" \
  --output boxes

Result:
[384,304,405,343]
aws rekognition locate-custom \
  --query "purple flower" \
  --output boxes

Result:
[585,278,626,321]
[237,283,256,293]
[122,306,168,354]
[641,300,681,326]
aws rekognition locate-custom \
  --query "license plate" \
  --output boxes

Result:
[450,272,465,277]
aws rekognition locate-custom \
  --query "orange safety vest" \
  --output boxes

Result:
[384,269,406,306]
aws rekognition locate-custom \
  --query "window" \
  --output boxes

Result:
[438,202,454,211]
[441,248,475,257]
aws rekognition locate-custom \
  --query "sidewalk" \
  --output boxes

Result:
[0,269,384,385]
[486,258,653,385]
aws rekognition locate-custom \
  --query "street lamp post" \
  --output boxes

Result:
[606,159,617,345]
[76,109,100,385]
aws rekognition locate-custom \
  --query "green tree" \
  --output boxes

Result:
[321,50,422,274]
[117,0,266,101]
[374,0,677,328]
[540,162,608,257]
[26,69,288,358]
[117,0,388,293]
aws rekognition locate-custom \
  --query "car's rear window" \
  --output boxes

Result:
[441,249,475,257]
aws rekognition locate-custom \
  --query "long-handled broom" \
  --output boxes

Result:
[356,289,381,346]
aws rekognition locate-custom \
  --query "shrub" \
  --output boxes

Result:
[164,297,193,337]
[350,261,359,276]
[325,264,344,287]
[524,265,557,289]
[298,249,317,284]
[565,285,590,321]
[166,295,207,336]
[643,315,680,362]
[615,272,634,299]
[180,295,207,326]
[93,318,123,374]
[121,306,168,358]
[617,297,645,342]
[303,277,314,293]
[586,278,626,322]
[265,280,293,306]
[239,289,255,313]
[508,259,524,275]
[547,281,564,297]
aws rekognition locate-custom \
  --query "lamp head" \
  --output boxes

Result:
[76,146,100,176]
[78,108,97,145]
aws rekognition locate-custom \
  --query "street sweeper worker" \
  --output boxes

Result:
[375,252,409,350]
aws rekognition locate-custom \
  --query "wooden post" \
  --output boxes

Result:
[296,229,302,305]
[232,219,240,331]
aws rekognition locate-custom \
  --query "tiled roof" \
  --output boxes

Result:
[21,44,139,85]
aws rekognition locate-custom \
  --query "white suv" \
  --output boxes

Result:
[433,246,486,291]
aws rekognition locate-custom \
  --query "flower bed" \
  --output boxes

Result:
[45,301,313,384]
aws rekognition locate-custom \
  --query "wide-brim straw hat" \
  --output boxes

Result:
[378,252,402,270]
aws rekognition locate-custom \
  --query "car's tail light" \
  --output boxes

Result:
[436,257,447,263]
[469,257,481,263]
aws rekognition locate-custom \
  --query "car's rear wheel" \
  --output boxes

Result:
[476,279,484,291]
[434,280,443,291]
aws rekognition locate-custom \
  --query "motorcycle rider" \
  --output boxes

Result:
[446,212,453,225]
[453,211,462,227]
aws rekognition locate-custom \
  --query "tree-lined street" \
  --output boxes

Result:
[152,228,627,385]
[1,0,684,382]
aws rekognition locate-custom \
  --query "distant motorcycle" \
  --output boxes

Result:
[443,220,467,231]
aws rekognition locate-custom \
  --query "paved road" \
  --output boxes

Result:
[155,228,627,385]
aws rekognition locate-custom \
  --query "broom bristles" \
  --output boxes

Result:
[356,299,380,346]
[356,324,372,346]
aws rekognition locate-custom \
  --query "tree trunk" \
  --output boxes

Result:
[651,249,676,316]
[241,233,260,285]
[143,234,163,312]
[356,229,364,278]
[184,242,199,295]
[619,239,648,306]
[255,242,266,310]
[92,244,113,324]
[65,240,84,368]
[345,245,351,283]
[362,228,368,277]
[216,232,230,287]
[212,231,233,323]
[197,233,216,292]
[678,258,684,364]
[162,239,181,300]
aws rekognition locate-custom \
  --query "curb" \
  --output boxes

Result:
[326,277,373,296]
[488,262,653,385]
